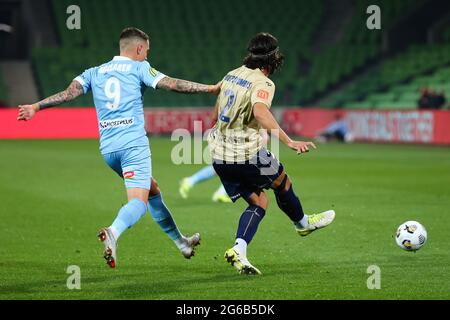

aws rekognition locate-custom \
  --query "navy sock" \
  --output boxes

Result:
[236,205,266,244]
[275,184,305,223]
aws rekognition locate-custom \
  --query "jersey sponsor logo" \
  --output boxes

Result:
[212,130,246,144]
[257,89,269,100]
[149,67,158,77]
[99,117,134,130]
[123,170,135,179]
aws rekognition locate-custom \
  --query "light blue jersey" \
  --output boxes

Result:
[325,120,348,136]
[74,56,165,154]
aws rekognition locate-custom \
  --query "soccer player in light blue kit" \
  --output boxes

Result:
[179,166,232,203]
[17,27,221,268]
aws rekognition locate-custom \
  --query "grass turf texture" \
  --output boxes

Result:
[0,138,449,300]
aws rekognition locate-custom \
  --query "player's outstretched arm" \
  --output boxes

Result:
[156,76,221,95]
[253,102,316,154]
[17,80,84,121]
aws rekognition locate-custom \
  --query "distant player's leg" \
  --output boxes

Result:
[271,171,335,237]
[212,184,232,203]
[149,178,200,258]
[224,191,267,275]
[98,147,150,268]
[179,165,216,199]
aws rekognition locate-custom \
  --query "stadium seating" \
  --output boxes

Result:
[30,0,441,109]
[33,0,323,107]
[333,44,450,109]
[295,0,423,104]
[0,73,7,105]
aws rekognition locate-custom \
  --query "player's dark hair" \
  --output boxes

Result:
[243,32,284,75]
[119,27,149,44]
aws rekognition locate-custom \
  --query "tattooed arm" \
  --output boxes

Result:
[17,80,84,121]
[156,76,221,95]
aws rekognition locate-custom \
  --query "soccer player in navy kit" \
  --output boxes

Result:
[17,27,221,268]
[208,33,335,275]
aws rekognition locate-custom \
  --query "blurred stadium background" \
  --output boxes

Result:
[1,0,450,143]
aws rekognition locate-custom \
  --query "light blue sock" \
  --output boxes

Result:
[110,198,148,239]
[148,193,182,241]
[188,165,216,185]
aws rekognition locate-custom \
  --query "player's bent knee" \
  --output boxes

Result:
[259,192,268,210]
[245,192,268,210]
[127,187,150,203]
[271,171,291,193]
[281,176,292,193]
[271,171,286,190]
[149,178,161,197]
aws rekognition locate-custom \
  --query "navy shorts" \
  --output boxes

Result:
[212,148,284,202]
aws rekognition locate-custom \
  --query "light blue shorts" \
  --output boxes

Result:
[102,146,152,190]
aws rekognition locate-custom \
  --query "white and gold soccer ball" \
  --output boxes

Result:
[395,221,427,251]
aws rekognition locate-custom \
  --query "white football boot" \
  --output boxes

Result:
[179,233,201,259]
[296,210,336,237]
[97,227,117,268]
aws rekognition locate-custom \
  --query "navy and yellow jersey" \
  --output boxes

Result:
[208,65,275,162]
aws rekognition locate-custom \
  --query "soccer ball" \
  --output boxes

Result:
[395,221,427,251]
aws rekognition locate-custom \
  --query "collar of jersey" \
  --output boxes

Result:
[113,56,133,61]
[242,65,265,77]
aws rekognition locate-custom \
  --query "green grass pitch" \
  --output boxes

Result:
[0,138,449,299]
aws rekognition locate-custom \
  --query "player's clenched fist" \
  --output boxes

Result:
[17,104,39,121]
[288,140,317,154]
[209,81,222,95]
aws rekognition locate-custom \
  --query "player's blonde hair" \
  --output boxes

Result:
[119,27,149,51]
